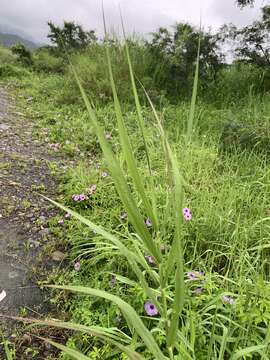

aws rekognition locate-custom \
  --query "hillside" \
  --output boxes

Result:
[0,32,38,49]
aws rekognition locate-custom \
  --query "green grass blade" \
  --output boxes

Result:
[187,35,200,141]
[38,338,91,360]
[166,151,185,349]
[218,326,229,360]
[4,316,146,359]
[4,341,14,360]
[47,285,167,360]
[231,345,267,360]
[120,12,152,174]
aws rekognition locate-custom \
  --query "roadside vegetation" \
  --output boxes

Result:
[1,2,270,359]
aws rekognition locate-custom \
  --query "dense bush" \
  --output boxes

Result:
[11,43,33,66]
[0,64,30,78]
[33,48,65,73]
[0,45,16,64]
[59,41,161,105]
[204,63,270,106]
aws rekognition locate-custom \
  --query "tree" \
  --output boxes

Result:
[236,0,255,7]
[11,43,33,65]
[47,21,97,52]
[147,23,222,99]
[221,6,270,68]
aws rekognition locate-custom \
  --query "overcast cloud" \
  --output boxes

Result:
[0,0,267,44]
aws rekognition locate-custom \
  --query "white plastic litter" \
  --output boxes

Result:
[0,290,7,302]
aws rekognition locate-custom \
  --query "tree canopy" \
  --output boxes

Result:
[47,21,97,52]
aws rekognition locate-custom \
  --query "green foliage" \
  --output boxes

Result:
[204,63,269,105]
[220,6,270,69]
[47,21,97,52]
[0,64,30,78]
[59,41,157,105]
[11,42,33,65]
[33,48,65,73]
[0,45,16,63]
[147,23,222,99]
[5,11,270,359]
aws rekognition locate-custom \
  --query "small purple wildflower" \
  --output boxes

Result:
[144,302,158,316]
[120,212,128,220]
[79,194,86,201]
[192,287,203,296]
[186,271,204,281]
[183,207,190,214]
[74,261,81,271]
[88,184,97,195]
[182,207,192,221]
[101,171,108,178]
[145,255,156,265]
[65,213,72,219]
[58,219,64,225]
[145,218,152,228]
[222,295,235,305]
[72,194,80,202]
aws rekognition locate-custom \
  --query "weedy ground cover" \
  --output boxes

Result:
[2,33,270,359]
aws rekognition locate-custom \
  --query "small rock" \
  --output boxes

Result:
[29,239,41,248]
[39,215,46,223]
[51,250,67,262]
[26,213,34,218]
[0,124,10,131]
[39,228,50,236]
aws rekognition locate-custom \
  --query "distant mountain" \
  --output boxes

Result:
[0,32,39,49]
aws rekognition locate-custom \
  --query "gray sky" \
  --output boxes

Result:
[0,0,267,44]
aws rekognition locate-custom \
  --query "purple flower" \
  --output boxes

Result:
[79,194,86,201]
[72,194,80,202]
[58,219,64,225]
[222,295,235,305]
[192,287,203,296]
[183,207,190,214]
[144,302,158,316]
[145,218,152,228]
[74,261,81,271]
[183,212,192,221]
[101,171,108,178]
[186,271,204,281]
[145,255,156,265]
[182,207,192,221]
[49,143,61,150]
[120,212,128,220]
[88,184,97,195]
[65,213,72,219]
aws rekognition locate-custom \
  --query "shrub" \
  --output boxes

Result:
[11,43,33,66]
[59,41,160,105]
[33,49,65,73]
[204,63,270,106]
[0,45,16,64]
[0,64,30,78]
